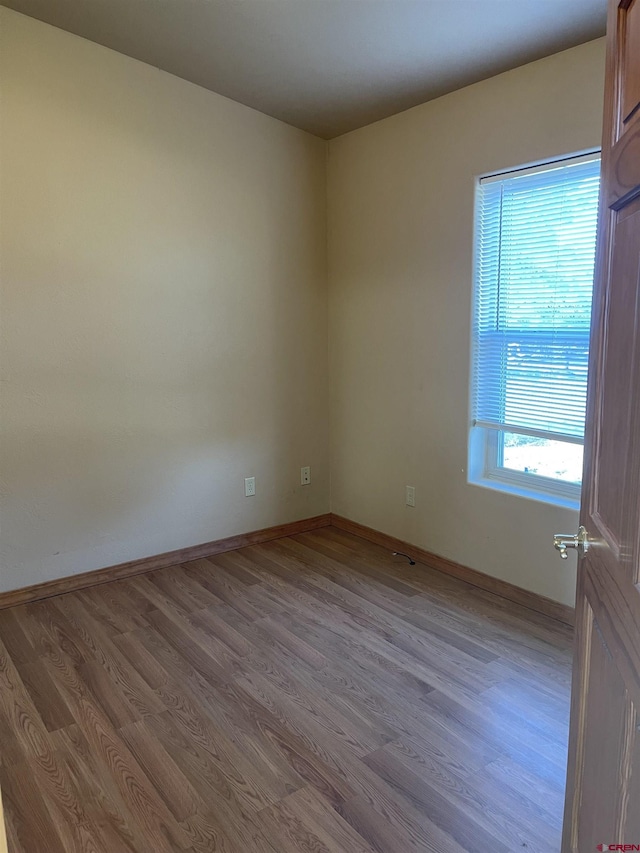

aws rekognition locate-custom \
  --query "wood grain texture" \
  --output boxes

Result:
[0,527,572,852]
[331,513,576,626]
[0,515,331,611]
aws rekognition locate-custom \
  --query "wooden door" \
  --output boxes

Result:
[562,1,640,850]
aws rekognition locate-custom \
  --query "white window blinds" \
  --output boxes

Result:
[472,155,600,444]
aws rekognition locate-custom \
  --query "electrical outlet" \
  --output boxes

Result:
[405,485,415,507]
[244,476,256,497]
[301,466,311,485]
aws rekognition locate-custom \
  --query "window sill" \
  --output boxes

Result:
[469,471,581,511]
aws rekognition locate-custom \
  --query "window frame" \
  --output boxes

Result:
[468,150,600,509]
[485,428,582,505]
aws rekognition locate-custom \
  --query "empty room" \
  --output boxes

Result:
[1,0,639,851]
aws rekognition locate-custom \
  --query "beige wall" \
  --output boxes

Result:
[0,8,606,607]
[0,8,329,593]
[328,39,606,607]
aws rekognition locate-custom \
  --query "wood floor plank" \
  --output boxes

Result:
[0,762,67,853]
[336,792,464,853]
[257,787,377,853]
[328,748,472,853]
[51,722,155,852]
[12,659,74,733]
[194,675,356,808]
[479,755,565,824]
[382,738,560,850]
[24,600,92,667]
[150,691,283,813]
[76,584,152,635]
[0,527,572,852]
[111,631,171,692]
[420,689,568,786]
[54,595,166,718]
[40,651,191,852]
[118,720,205,822]
[185,560,265,622]
[319,527,573,654]
[363,746,512,853]
[141,710,280,853]
[0,610,37,668]
[189,606,253,658]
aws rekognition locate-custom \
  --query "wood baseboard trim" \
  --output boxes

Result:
[0,514,332,611]
[330,514,575,627]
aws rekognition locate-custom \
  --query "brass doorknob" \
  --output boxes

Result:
[553,526,589,560]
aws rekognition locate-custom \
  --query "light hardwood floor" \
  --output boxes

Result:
[0,527,573,852]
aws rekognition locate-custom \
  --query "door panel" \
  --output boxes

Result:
[622,0,640,124]
[592,199,640,558]
[562,1,640,850]
[578,607,632,847]
[591,197,640,565]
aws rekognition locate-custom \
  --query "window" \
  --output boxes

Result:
[469,153,600,507]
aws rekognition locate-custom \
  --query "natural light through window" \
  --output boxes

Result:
[501,433,583,485]
[469,153,600,506]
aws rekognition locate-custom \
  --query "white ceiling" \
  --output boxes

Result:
[1,0,607,139]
